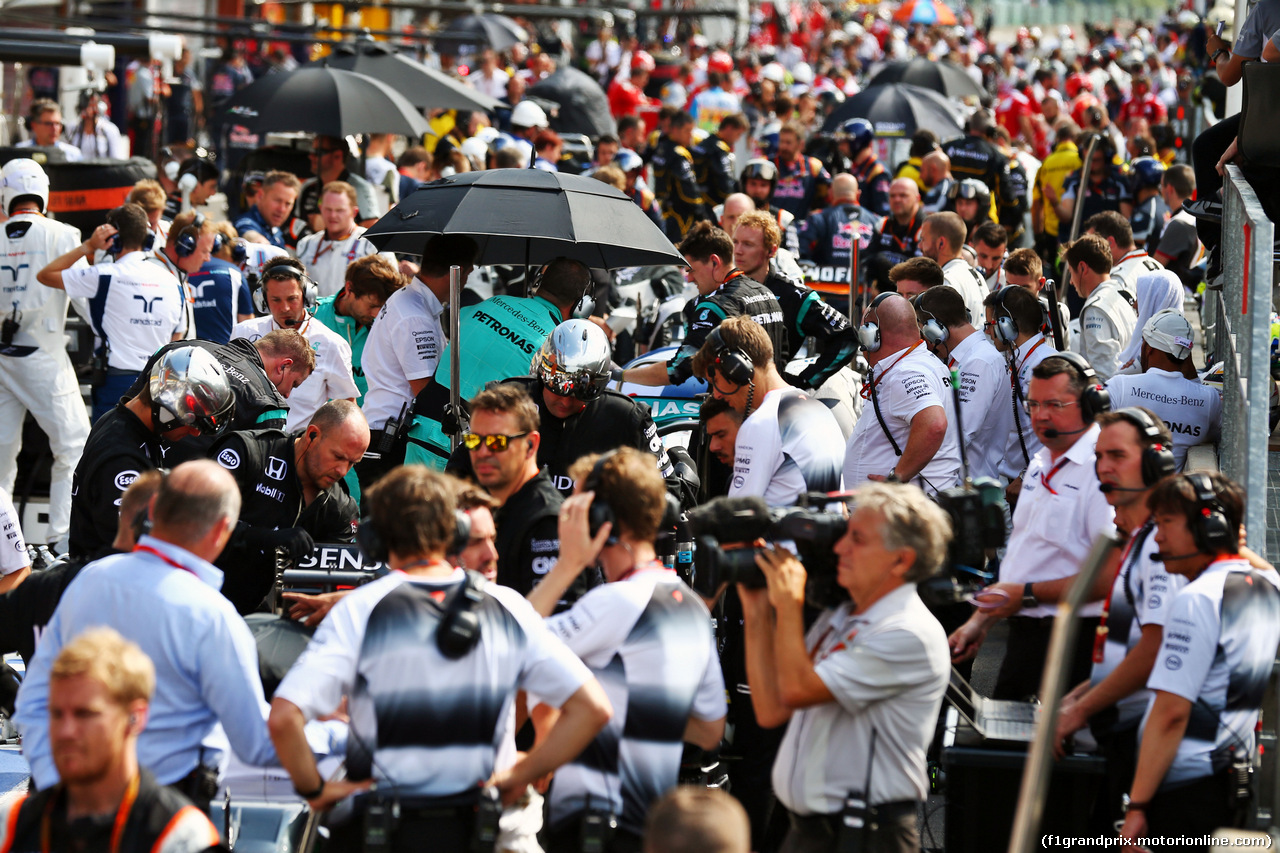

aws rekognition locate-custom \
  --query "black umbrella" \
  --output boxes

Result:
[820,83,966,139]
[245,613,315,700]
[527,65,617,139]
[313,41,504,113]
[222,66,433,138]
[364,169,684,268]
[866,58,986,100]
[434,14,528,52]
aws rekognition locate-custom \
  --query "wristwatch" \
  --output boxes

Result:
[294,777,326,800]
[1021,582,1038,610]
[1122,793,1148,814]
[1212,47,1230,62]
[885,470,902,484]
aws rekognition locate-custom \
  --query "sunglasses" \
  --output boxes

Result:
[462,431,529,452]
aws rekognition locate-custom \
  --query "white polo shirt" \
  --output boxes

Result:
[1110,249,1164,294]
[729,388,845,506]
[1000,424,1115,618]
[361,279,445,431]
[1104,368,1222,471]
[942,258,989,328]
[0,488,28,577]
[999,334,1056,480]
[231,315,358,431]
[1080,280,1137,382]
[61,251,185,371]
[844,342,962,495]
[946,332,1012,481]
[293,227,385,298]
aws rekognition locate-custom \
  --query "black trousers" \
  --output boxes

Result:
[992,616,1100,701]
[1190,114,1240,260]
[325,809,475,852]
[1146,771,1236,853]
[1088,725,1138,834]
[542,820,642,853]
[778,804,921,853]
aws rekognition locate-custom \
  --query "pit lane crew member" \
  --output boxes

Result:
[268,465,611,850]
[797,173,879,270]
[1085,211,1165,296]
[738,159,800,256]
[694,113,750,210]
[865,179,925,292]
[0,158,90,554]
[983,285,1058,486]
[16,100,82,161]
[313,252,404,403]
[211,400,367,614]
[652,111,710,241]
[1063,234,1138,382]
[839,118,892,217]
[918,211,988,327]
[189,221,254,344]
[297,136,382,231]
[293,181,386,297]
[770,122,832,219]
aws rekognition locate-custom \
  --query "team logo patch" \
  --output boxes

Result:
[266,456,287,481]
[14,541,23,552]
[114,470,139,491]
[1148,594,1162,610]
[1165,655,1182,671]
[218,449,241,469]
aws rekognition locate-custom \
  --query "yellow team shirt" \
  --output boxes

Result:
[1033,141,1082,238]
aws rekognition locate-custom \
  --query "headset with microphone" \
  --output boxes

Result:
[858,291,896,353]
[1150,472,1236,562]
[705,325,757,415]
[253,257,319,318]
[173,212,205,259]
[1039,351,1110,439]
[916,300,949,348]
[1096,407,1176,494]
[990,286,1020,346]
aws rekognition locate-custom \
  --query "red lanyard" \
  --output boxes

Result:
[133,544,199,577]
[40,773,139,853]
[1016,337,1047,378]
[312,230,358,265]
[860,340,924,401]
[1038,455,1070,495]
[1092,522,1152,663]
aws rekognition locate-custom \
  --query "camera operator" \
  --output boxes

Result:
[741,483,952,853]
[913,286,1011,481]
[1120,473,1280,848]
[1049,409,1182,831]
[445,320,674,494]
[843,292,961,495]
[948,354,1115,700]
[526,448,726,852]
[268,466,611,850]
[692,315,843,505]
[211,400,367,614]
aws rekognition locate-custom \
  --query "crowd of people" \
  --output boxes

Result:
[0,1,1276,851]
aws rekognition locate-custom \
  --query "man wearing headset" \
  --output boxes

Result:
[210,399,367,614]
[1121,472,1280,846]
[37,204,199,420]
[843,292,961,496]
[232,256,358,431]
[949,354,1116,700]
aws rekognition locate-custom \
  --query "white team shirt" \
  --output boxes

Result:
[0,488,28,577]
[843,342,962,495]
[1000,424,1115,618]
[999,334,1056,479]
[468,68,511,101]
[946,333,1013,481]
[238,243,290,284]
[1145,558,1280,786]
[231,315,358,431]
[942,258,989,328]
[0,213,82,355]
[361,279,445,431]
[15,139,83,161]
[729,388,845,506]
[1090,521,1183,733]
[61,251,184,371]
[1110,250,1164,294]
[1080,280,1137,382]
[772,585,950,813]
[293,227,384,298]
[276,569,591,796]
[1104,368,1222,471]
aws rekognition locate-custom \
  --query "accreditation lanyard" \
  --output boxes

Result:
[860,340,925,401]
[1037,456,1071,496]
[311,230,359,265]
[41,773,139,853]
[133,544,199,578]
[1092,522,1152,664]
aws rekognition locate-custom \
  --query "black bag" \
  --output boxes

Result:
[1238,62,1280,166]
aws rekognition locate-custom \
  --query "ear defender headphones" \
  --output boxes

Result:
[1052,351,1111,423]
[706,326,754,386]
[991,286,1020,346]
[105,209,122,256]
[916,298,949,347]
[1108,407,1177,486]
[583,450,620,545]
[254,257,319,316]
[174,212,205,258]
[858,291,895,353]
[1187,472,1235,555]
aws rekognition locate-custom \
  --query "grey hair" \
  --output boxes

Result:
[855,482,952,582]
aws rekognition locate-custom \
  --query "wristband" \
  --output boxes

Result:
[1122,794,1148,813]
[294,778,325,800]
[1212,48,1229,62]
[1021,582,1038,610]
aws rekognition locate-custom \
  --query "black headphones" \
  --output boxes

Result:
[254,257,319,315]
[174,212,205,259]
[858,291,896,353]
[1108,407,1176,486]
[705,326,754,386]
[991,286,1020,346]
[1051,351,1111,423]
[583,450,620,545]
[1187,472,1235,555]
[915,299,948,347]
[105,208,123,256]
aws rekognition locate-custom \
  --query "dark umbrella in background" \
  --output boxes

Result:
[433,13,528,52]
[527,65,617,138]
[865,58,986,101]
[820,83,966,139]
[221,66,433,137]
[312,41,504,112]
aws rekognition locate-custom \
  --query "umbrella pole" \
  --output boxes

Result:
[848,237,859,321]
[449,265,463,452]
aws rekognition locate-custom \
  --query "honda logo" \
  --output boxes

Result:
[265,456,287,481]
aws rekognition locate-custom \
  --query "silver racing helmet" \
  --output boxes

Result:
[148,346,236,435]
[532,319,612,402]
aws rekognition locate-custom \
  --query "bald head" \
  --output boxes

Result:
[830,173,860,204]
[921,151,951,188]
[720,193,754,236]
[151,460,241,545]
[888,178,921,221]
[863,293,922,358]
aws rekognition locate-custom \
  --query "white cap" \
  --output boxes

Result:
[1143,308,1194,359]
[511,100,549,129]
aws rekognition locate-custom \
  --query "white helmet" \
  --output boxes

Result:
[511,100,549,129]
[1,158,49,215]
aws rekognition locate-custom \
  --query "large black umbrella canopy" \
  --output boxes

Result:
[866,58,986,100]
[821,83,965,140]
[434,13,528,52]
[364,169,684,268]
[221,66,432,138]
[312,42,504,113]
[527,66,616,138]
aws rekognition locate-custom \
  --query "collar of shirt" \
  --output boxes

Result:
[942,258,972,273]
[134,534,224,590]
[1015,333,1047,362]
[947,333,983,364]
[411,278,445,317]
[871,343,921,380]
[149,249,184,283]
[530,294,566,325]
[1056,422,1101,469]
